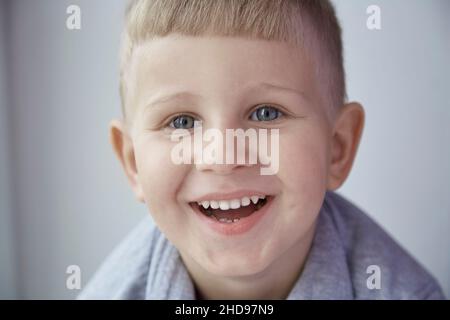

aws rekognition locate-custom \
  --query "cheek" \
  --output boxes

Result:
[279,127,329,184]
[133,137,189,226]
[277,127,330,221]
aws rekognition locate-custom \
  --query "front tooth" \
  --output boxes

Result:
[210,200,219,209]
[201,201,210,209]
[250,196,259,204]
[219,200,230,210]
[230,199,241,209]
[240,197,251,207]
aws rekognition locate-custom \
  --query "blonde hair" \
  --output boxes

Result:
[120,0,346,121]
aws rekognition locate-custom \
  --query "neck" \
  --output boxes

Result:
[182,223,316,300]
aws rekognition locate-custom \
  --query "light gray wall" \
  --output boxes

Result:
[6,0,145,299]
[0,0,17,299]
[333,0,450,298]
[1,0,449,298]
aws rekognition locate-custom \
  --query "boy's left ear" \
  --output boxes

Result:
[327,102,365,191]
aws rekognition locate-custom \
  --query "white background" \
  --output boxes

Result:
[0,0,448,299]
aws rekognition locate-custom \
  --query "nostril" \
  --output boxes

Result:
[195,162,257,177]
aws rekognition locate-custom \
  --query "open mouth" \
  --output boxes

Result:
[190,195,271,223]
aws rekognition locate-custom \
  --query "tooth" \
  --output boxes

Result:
[210,200,219,209]
[230,199,240,209]
[250,196,259,204]
[219,218,228,223]
[233,218,240,222]
[219,201,230,210]
[256,200,264,210]
[226,219,233,223]
[259,195,266,199]
[201,201,210,209]
[241,197,250,207]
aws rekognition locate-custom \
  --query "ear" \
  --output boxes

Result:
[327,102,365,191]
[109,119,145,202]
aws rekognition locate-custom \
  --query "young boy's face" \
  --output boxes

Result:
[113,34,362,278]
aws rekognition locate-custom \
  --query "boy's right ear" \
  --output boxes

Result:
[109,119,145,203]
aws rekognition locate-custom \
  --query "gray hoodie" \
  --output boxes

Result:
[78,191,446,299]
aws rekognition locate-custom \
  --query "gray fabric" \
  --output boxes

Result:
[78,191,446,300]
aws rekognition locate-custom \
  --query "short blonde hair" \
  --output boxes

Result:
[120,0,346,121]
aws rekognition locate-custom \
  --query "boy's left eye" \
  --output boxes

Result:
[250,105,283,122]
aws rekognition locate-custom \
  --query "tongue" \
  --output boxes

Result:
[210,204,257,220]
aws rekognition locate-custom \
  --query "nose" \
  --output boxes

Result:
[193,120,258,175]
[196,162,251,175]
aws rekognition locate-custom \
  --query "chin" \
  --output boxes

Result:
[200,249,273,278]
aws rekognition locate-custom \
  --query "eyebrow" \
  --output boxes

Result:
[145,91,202,109]
[144,82,308,109]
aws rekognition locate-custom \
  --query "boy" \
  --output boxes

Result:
[79,0,445,299]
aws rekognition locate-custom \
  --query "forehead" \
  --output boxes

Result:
[128,34,317,109]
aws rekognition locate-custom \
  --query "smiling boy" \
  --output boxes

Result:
[79,0,445,299]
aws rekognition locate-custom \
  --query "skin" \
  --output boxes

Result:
[110,34,365,299]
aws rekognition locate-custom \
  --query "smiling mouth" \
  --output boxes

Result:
[190,195,271,223]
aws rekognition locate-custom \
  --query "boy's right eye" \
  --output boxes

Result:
[169,115,201,129]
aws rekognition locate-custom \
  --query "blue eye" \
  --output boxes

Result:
[169,115,201,129]
[250,105,282,122]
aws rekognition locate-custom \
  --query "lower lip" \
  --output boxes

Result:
[192,197,274,236]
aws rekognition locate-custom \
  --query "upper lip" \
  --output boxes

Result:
[190,190,273,202]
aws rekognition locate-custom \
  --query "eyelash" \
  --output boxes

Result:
[163,104,287,130]
[163,112,201,130]
[248,104,285,122]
